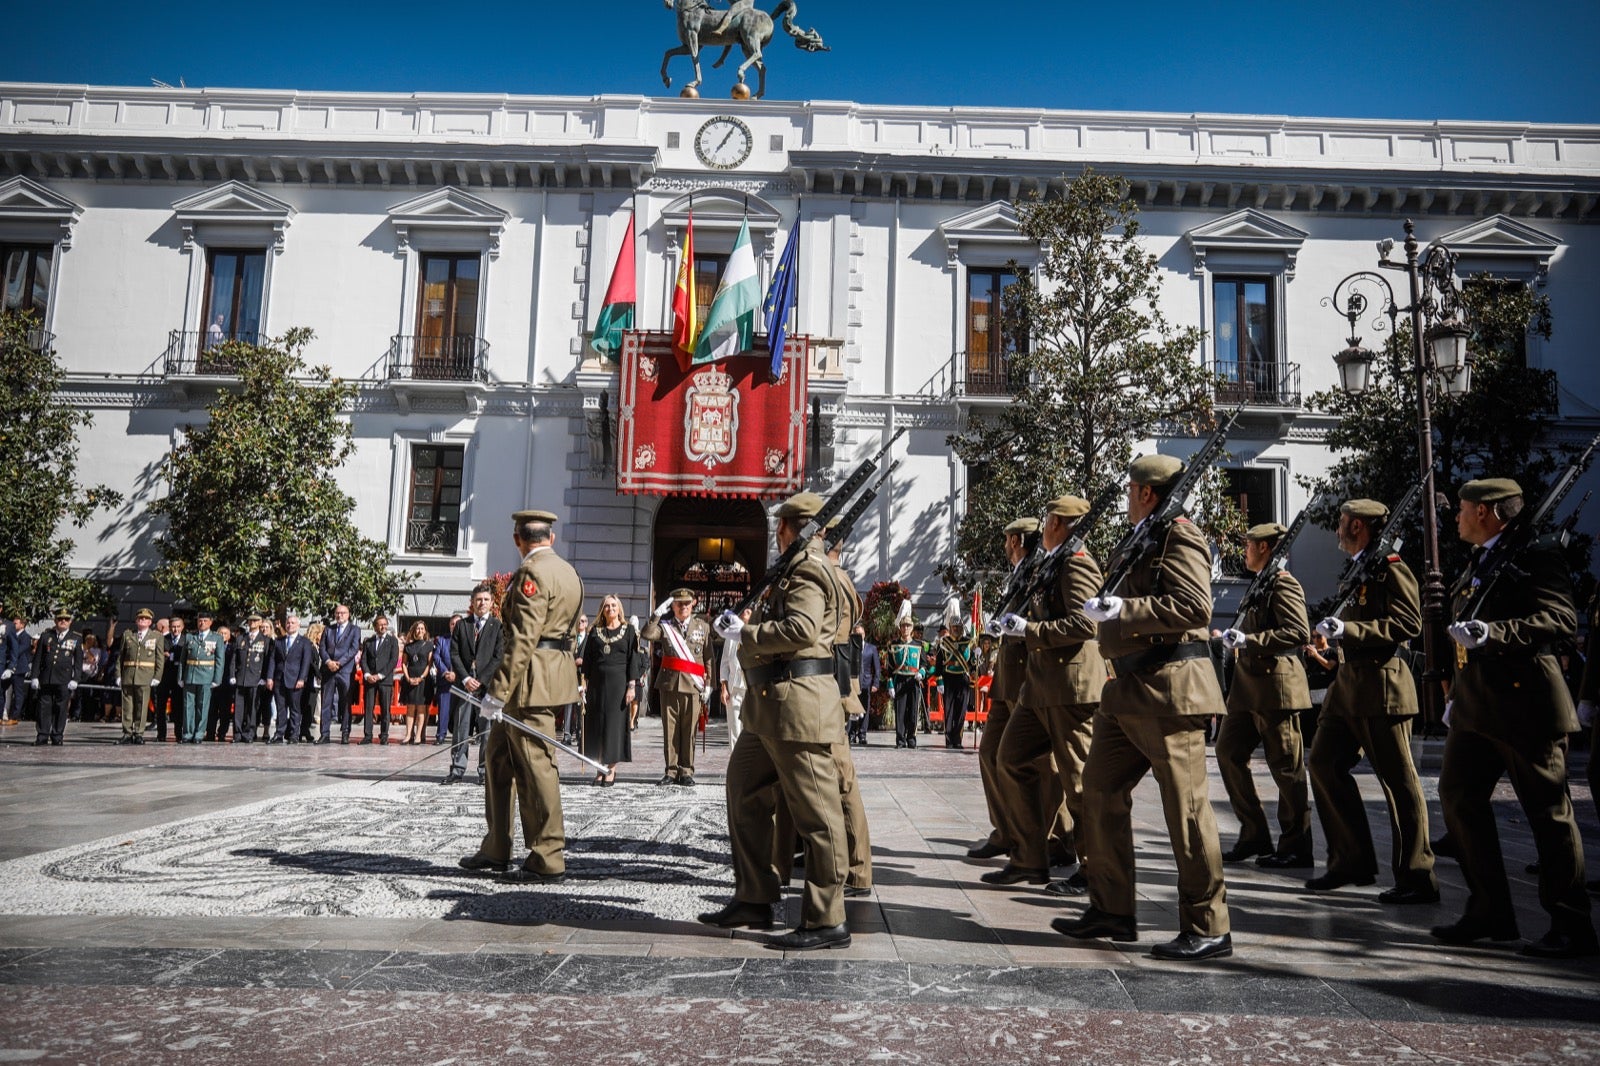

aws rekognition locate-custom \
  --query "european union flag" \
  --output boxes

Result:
[762,223,800,381]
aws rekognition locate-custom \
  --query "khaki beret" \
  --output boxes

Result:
[1340,498,1389,521]
[1045,494,1091,520]
[773,491,826,520]
[512,509,558,524]
[1003,517,1040,535]
[1128,454,1184,488]
[670,588,696,602]
[1244,522,1289,542]
[135,608,154,620]
[1459,478,1522,505]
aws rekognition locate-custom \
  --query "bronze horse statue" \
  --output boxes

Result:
[660,0,828,100]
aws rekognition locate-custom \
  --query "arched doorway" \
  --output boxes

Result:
[651,496,769,616]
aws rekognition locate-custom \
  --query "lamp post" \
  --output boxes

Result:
[1322,219,1470,723]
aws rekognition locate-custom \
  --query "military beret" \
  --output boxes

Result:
[1244,522,1289,542]
[1459,478,1522,505]
[1128,454,1184,488]
[670,588,696,602]
[135,608,154,621]
[1045,494,1091,520]
[512,509,558,524]
[773,491,826,520]
[53,608,72,620]
[1340,498,1389,521]
[1003,516,1040,535]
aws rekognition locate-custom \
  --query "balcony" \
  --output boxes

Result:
[918,351,1028,401]
[22,328,55,353]
[1212,359,1301,408]
[387,334,489,383]
[404,519,460,555]
[164,329,261,376]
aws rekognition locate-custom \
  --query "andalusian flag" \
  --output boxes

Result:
[671,209,698,371]
[693,217,760,365]
[591,212,635,363]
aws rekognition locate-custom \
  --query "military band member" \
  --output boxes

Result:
[988,495,1105,893]
[1215,523,1314,868]
[1433,478,1597,957]
[29,609,83,746]
[461,509,584,883]
[360,615,400,744]
[1307,498,1438,905]
[1059,455,1232,961]
[231,614,274,742]
[117,609,163,744]
[701,491,852,950]
[640,588,712,786]
[885,620,924,749]
[934,622,976,749]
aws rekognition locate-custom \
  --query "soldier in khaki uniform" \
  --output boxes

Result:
[1215,523,1314,867]
[117,608,163,744]
[1057,454,1232,961]
[1433,478,1597,958]
[700,491,851,950]
[1579,587,1600,897]
[1307,498,1438,904]
[460,508,585,883]
[640,588,712,786]
[986,495,1105,894]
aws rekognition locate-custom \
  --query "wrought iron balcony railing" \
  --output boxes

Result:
[23,328,55,353]
[404,519,460,554]
[917,350,1030,401]
[164,329,261,376]
[387,335,489,383]
[1212,359,1301,408]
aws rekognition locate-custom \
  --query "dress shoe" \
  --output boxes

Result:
[1222,839,1273,863]
[1151,932,1233,961]
[502,867,566,885]
[50,739,63,746]
[117,736,137,745]
[1430,915,1520,945]
[267,737,286,745]
[698,900,776,929]
[131,736,144,745]
[678,775,697,788]
[457,854,511,874]
[1051,907,1137,942]
[1045,871,1089,897]
[1430,835,1458,860]
[980,864,1050,886]
[441,772,463,785]
[1378,884,1441,906]
[1304,871,1376,892]
[766,924,851,951]
[33,737,47,746]
[966,840,1007,860]
[658,774,676,786]
[1256,853,1313,870]
[1047,847,1079,869]
[1518,929,1600,959]
[843,884,872,898]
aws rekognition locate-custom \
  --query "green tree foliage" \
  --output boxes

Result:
[0,312,122,618]
[151,328,416,619]
[945,169,1240,594]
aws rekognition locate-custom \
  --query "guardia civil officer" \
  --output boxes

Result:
[1215,523,1314,868]
[179,610,224,744]
[30,609,84,745]
[640,588,713,786]
[1058,455,1232,961]
[1433,478,1597,958]
[117,609,163,744]
[1307,499,1438,904]
[701,491,852,950]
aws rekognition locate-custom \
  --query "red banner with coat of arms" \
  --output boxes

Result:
[617,331,808,497]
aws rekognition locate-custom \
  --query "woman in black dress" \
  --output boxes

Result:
[399,621,434,744]
[578,595,637,785]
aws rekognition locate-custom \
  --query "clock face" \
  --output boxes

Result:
[694,116,753,170]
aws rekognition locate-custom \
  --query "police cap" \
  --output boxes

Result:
[1340,499,1389,521]
[196,609,214,620]
[1458,478,1523,505]
[53,607,72,620]
[772,491,826,520]
[1045,494,1091,520]
[1003,516,1040,535]
[134,608,154,621]
[1128,454,1184,488]
[246,612,263,622]
[1244,522,1289,542]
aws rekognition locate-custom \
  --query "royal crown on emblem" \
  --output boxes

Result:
[693,365,733,392]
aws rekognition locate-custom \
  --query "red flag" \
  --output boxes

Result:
[671,211,698,371]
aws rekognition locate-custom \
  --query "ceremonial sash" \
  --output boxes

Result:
[659,621,707,681]
[661,655,707,678]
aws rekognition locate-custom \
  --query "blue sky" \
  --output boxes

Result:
[9,0,1597,123]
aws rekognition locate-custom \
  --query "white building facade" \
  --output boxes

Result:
[3,82,1598,622]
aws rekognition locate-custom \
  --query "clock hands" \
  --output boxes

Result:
[716,128,735,152]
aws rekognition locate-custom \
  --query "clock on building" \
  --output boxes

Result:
[693,116,753,170]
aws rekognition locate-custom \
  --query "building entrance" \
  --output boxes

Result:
[650,496,769,617]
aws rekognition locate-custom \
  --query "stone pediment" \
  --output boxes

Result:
[1435,214,1563,282]
[1185,208,1308,278]
[172,181,295,252]
[938,201,1035,266]
[660,189,782,232]
[386,187,510,256]
[0,176,83,247]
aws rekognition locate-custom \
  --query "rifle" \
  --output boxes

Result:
[1096,406,1242,598]
[731,427,906,616]
[1012,483,1123,608]
[1234,496,1325,620]
[824,460,901,551]
[1461,432,1600,621]
[1327,473,1427,619]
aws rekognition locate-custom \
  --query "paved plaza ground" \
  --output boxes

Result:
[1,714,1596,1064]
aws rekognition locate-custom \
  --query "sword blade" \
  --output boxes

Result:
[449,687,612,775]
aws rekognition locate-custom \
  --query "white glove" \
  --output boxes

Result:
[713,611,744,640]
[654,598,674,617]
[67,680,78,691]
[1447,620,1489,650]
[368,673,384,682]
[1221,629,1247,651]
[1316,617,1345,639]
[210,681,219,689]
[30,678,40,690]
[1442,699,1454,728]
[1083,596,1122,623]
[629,615,640,631]
[998,612,1028,638]
[1578,700,1596,729]
[0,669,11,680]
[230,677,237,685]
[984,617,1003,638]
[480,693,506,720]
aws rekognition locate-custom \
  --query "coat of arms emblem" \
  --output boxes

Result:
[683,365,739,467]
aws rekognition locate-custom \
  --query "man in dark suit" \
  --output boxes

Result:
[231,614,274,743]
[446,586,502,784]
[2,613,33,723]
[270,613,316,743]
[434,613,461,744]
[154,616,185,742]
[318,604,360,744]
[30,608,84,745]
[360,614,400,744]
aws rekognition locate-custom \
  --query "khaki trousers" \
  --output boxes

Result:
[121,683,151,738]
[480,707,565,875]
[1215,707,1312,858]
[1082,710,1230,935]
[727,730,847,928]
[996,702,1095,871]
[1307,714,1435,890]
[978,698,1068,852]
[775,740,872,889]
[660,690,700,779]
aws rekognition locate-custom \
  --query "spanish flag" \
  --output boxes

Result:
[671,208,698,371]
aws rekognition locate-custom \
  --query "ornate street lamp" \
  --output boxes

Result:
[1322,219,1470,723]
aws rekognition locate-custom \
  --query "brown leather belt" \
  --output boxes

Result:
[748,657,834,686]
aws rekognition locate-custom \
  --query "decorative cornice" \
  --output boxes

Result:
[0,174,83,248]
[173,179,295,253]
[1185,207,1309,278]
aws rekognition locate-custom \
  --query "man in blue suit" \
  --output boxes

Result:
[433,613,461,744]
[318,604,360,744]
[269,613,316,743]
[1,613,32,723]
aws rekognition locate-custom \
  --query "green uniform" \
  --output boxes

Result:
[118,627,163,738]
[180,629,224,743]
[1216,569,1313,860]
[1085,517,1229,936]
